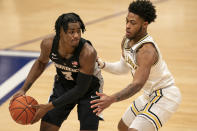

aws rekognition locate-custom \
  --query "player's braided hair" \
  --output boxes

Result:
[128,0,157,24]
[54,13,86,42]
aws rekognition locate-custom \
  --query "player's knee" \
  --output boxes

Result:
[128,128,138,131]
[40,121,59,131]
[118,119,128,131]
[80,130,97,131]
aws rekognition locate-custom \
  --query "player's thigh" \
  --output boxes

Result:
[40,121,59,131]
[121,95,147,128]
[129,116,155,131]
[135,87,181,131]
[120,105,136,129]
[77,98,100,130]
[118,119,129,131]
[41,103,76,127]
[42,79,76,127]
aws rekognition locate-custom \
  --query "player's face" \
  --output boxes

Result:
[126,12,145,40]
[61,22,81,47]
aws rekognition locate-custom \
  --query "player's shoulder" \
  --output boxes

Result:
[79,41,97,62]
[41,35,55,49]
[82,42,97,57]
[39,35,55,54]
[138,42,156,52]
[79,41,97,70]
[137,42,158,62]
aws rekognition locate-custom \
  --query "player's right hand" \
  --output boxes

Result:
[97,57,105,69]
[90,91,114,115]
[31,102,54,124]
[10,89,26,104]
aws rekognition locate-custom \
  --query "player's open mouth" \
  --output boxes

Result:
[126,31,131,36]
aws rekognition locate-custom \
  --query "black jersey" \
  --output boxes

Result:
[49,37,101,94]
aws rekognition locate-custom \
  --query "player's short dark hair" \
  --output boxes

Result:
[55,12,86,36]
[128,0,157,24]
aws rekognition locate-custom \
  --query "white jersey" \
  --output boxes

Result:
[123,34,174,95]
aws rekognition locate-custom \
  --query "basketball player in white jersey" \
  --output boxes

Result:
[90,0,181,131]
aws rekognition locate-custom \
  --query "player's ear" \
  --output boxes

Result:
[143,21,149,29]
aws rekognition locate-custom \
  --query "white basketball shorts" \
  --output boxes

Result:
[121,86,181,131]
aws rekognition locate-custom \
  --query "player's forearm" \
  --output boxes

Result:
[102,56,130,75]
[112,82,142,102]
[52,72,92,107]
[22,59,48,92]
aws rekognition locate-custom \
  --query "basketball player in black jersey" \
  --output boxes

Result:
[12,13,103,131]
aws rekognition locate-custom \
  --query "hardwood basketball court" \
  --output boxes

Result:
[0,0,197,130]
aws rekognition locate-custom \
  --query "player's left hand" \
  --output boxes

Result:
[96,57,105,69]
[90,92,115,115]
[31,103,54,124]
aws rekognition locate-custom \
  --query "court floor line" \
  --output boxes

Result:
[0,60,36,103]
[3,0,167,50]
[4,10,127,50]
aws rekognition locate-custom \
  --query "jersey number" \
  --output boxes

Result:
[62,71,74,80]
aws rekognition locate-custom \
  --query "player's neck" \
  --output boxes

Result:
[128,32,147,48]
[59,40,75,59]
[133,32,147,44]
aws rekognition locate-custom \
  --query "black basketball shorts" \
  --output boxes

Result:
[42,79,100,130]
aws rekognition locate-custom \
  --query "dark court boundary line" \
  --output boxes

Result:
[3,0,167,50]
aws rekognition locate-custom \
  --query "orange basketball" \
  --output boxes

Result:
[9,95,38,125]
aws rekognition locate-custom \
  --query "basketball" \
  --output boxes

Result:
[9,95,38,125]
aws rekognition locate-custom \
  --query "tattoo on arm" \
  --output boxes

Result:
[115,83,141,102]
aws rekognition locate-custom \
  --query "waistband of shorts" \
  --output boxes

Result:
[154,83,174,91]
[145,83,175,97]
